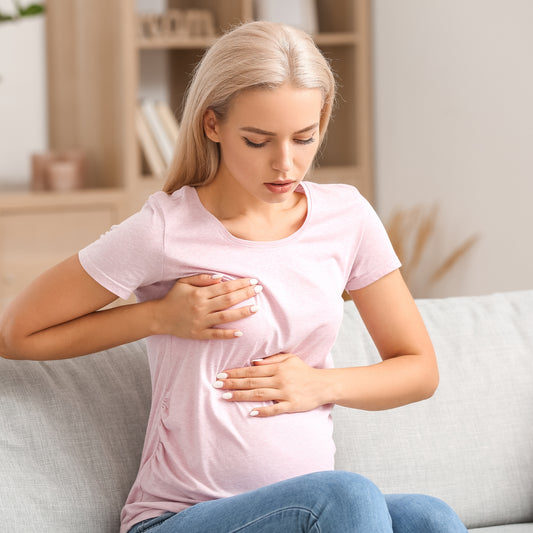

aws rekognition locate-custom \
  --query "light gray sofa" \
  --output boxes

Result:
[1,291,532,532]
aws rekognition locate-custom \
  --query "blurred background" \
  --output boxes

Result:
[0,0,531,310]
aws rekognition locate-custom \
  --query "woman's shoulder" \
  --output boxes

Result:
[141,186,196,220]
[304,181,372,219]
[146,186,190,208]
[304,181,367,205]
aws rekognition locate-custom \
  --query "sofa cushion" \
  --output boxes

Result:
[332,291,533,530]
[469,524,533,532]
[0,340,151,533]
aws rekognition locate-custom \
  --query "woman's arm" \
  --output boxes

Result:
[0,254,261,361]
[214,269,438,416]
[323,268,438,410]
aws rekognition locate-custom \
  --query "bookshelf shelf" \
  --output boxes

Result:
[138,32,359,50]
[137,36,218,50]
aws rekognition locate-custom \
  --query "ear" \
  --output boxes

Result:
[203,109,220,143]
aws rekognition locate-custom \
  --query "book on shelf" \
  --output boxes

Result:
[136,99,180,177]
[155,101,180,145]
[135,105,166,177]
[140,99,174,165]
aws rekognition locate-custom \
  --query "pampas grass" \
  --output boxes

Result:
[385,205,480,296]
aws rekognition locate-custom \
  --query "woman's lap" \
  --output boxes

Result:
[128,471,467,533]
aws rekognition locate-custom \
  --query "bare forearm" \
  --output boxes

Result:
[320,354,439,411]
[2,300,158,361]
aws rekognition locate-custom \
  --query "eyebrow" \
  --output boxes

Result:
[239,123,319,136]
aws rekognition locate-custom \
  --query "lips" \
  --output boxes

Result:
[265,180,295,194]
[264,181,295,194]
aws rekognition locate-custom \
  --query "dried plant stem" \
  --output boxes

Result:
[406,206,437,275]
[386,204,480,294]
[430,234,481,283]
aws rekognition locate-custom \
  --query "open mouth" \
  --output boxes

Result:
[264,181,295,193]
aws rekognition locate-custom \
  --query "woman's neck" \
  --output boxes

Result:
[196,179,308,241]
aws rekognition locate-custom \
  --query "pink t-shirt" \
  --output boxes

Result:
[78,181,400,533]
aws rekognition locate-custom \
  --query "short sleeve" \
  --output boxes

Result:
[78,195,165,300]
[344,197,401,292]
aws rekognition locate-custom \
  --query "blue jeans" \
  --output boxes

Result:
[128,471,467,532]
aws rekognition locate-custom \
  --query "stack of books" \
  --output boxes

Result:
[136,99,180,177]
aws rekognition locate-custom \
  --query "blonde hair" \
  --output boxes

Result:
[163,20,336,194]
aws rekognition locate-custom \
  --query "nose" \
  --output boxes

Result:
[271,141,293,174]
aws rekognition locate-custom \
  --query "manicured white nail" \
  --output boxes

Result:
[250,305,259,313]
[211,273,223,279]
[249,410,259,417]
[222,392,233,400]
[252,358,264,364]
[234,331,243,337]
[249,278,258,285]
[213,381,224,389]
[254,285,263,294]
[216,372,228,379]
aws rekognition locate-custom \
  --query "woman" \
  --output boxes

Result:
[0,21,467,533]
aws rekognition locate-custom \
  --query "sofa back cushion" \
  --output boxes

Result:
[332,290,533,529]
[0,341,151,533]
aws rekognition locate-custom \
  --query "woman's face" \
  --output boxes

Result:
[204,84,322,205]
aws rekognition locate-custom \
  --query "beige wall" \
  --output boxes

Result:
[372,0,533,297]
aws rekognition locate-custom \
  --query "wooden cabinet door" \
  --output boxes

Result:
[0,207,115,310]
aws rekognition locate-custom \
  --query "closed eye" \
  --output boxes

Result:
[243,136,316,148]
[295,137,316,145]
[243,137,267,148]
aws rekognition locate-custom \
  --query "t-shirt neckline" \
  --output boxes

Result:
[188,182,313,248]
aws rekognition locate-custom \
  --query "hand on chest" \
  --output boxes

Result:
[168,251,345,363]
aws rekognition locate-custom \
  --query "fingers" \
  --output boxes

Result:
[177,274,260,299]
[207,282,263,315]
[207,277,259,296]
[212,354,321,417]
[203,279,262,330]
[207,305,259,330]
[213,364,280,406]
[171,275,263,338]
[176,273,224,287]
[249,354,289,366]
[193,303,259,340]
[249,403,286,418]
[177,275,262,316]
[213,356,288,386]
[197,327,244,341]
[214,371,275,392]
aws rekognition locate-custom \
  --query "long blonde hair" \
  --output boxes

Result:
[163,20,336,194]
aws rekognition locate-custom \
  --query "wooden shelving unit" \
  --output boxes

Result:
[123,0,374,206]
[0,188,125,310]
[0,0,373,309]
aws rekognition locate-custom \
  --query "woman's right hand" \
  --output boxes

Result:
[153,274,262,340]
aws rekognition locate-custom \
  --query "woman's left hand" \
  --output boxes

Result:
[213,353,327,417]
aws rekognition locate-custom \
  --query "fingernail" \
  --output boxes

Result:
[249,278,258,285]
[211,273,223,279]
[254,285,263,294]
[249,410,259,417]
[216,372,228,379]
[222,392,233,400]
[252,358,264,364]
[213,381,224,389]
[250,305,259,313]
[234,331,243,337]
